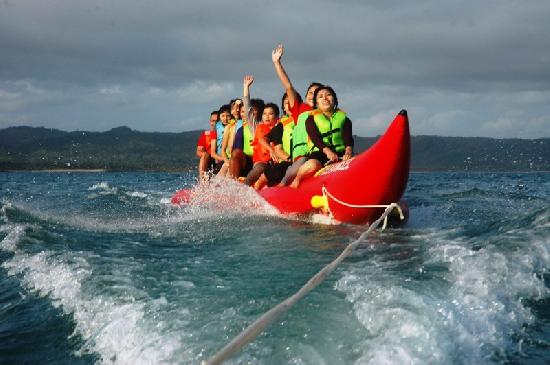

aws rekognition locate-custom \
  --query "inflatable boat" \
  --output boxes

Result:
[172,109,410,225]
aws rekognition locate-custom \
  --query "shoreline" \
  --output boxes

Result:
[4,169,108,173]
[2,169,549,174]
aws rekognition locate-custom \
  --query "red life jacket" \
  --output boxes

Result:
[252,122,276,163]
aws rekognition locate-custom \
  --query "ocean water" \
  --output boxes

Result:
[0,171,549,365]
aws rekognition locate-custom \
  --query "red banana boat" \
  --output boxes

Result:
[172,110,410,225]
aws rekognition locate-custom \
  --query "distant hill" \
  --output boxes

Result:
[1,126,549,172]
[0,126,198,171]
[354,135,550,171]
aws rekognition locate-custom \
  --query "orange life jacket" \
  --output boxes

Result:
[252,122,276,163]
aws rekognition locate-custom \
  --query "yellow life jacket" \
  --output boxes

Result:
[279,115,294,156]
[242,122,253,156]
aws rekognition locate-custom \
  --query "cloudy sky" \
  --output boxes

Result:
[1,0,549,138]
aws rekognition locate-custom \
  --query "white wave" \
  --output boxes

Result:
[336,229,550,364]
[309,213,342,225]
[88,181,118,195]
[533,209,550,229]
[160,197,172,205]
[0,202,11,221]
[0,227,188,364]
[0,223,26,251]
[126,191,148,198]
[0,201,208,235]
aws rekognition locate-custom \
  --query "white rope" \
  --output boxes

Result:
[202,203,400,365]
[321,186,404,230]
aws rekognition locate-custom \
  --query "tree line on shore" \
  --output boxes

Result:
[1,125,549,172]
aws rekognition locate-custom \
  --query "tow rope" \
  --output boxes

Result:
[320,186,404,230]
[202,202,402,365]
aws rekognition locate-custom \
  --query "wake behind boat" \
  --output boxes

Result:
[172,110,410,226]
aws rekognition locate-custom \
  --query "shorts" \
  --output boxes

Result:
[240,154,253,177]
[307,150,329,165]
[264,160,292,186]
[307,149,346,166]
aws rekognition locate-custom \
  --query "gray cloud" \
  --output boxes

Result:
[1,0,549,138]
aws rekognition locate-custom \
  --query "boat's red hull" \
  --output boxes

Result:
[258,110,410,225]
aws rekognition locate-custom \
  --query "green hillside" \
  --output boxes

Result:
[1,126,549,172]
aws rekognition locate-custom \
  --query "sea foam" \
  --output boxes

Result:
[336,224,550,364]
[0,225,187,365]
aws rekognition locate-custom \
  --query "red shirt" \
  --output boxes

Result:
[290,101,312,125]
[197,130,217,151]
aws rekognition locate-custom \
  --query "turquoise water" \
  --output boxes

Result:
[1,172,549,364]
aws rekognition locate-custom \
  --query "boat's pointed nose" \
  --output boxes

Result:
[323,109,411,224]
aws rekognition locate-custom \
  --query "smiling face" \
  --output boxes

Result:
[219,111,231,125]
[306,85,320,107]
[316,88,335,113]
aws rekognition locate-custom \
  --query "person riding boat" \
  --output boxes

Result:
[244,102,280,187]
[230,98,242,122]
[271,44,323,186]
[211,105,233,176]
[196,110,219,181]
[260,92,300,186]
[230,75,264,178]
[290,85,354,188]
[216,99,241,177]
[226,105,246,159]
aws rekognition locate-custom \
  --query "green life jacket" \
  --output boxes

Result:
[279,115,294,156]
[309,110,347,153]
[242,123,253,156]
[290,111,312,159]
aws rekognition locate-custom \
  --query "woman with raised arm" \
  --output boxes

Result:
[271,44,323,186]
[229,75,264,179]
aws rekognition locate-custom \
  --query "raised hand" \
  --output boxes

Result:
[272,44,284,63]
[243,75,254,87]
